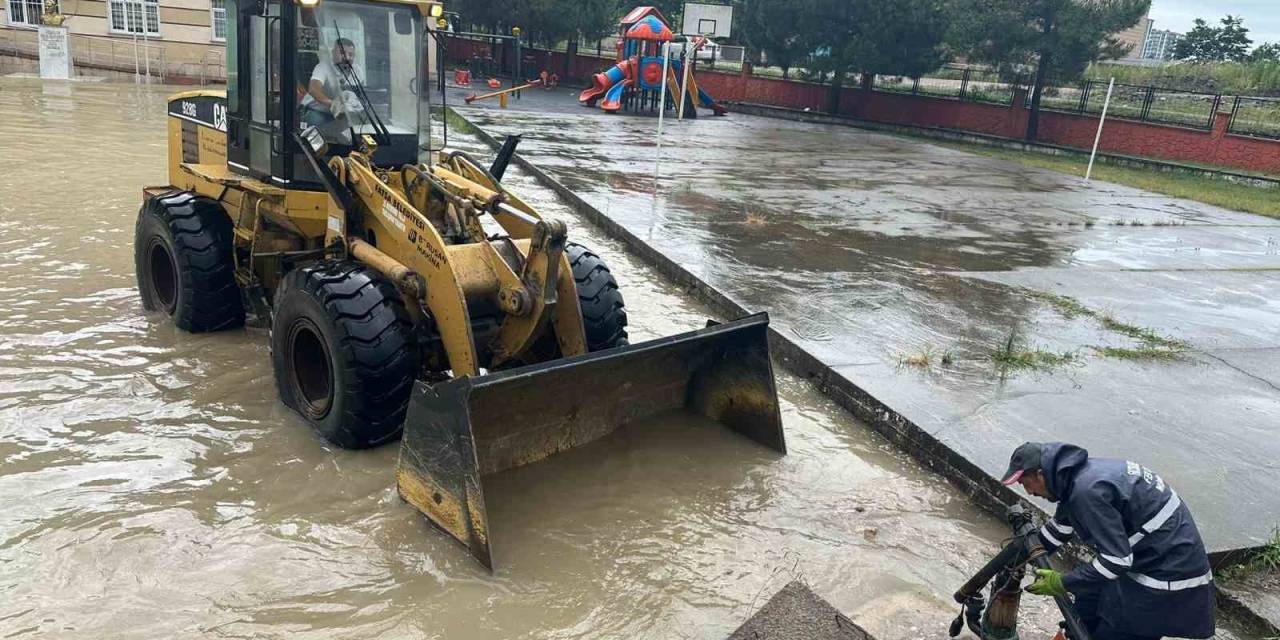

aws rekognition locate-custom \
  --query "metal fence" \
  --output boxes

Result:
[873,68,1023,106]
[1227,96,1280,140]
[1035,80,1222,130]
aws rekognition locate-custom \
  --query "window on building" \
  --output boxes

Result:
[109,0,160,35]
[211,0,226,41]
[7,0,55,27]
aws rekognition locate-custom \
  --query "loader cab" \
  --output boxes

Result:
[225,0,431,188]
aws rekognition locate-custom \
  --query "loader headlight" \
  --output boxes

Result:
[429,3,442,17]
[297,0,320,7]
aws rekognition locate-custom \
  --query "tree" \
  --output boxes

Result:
[803,0,952,113]
[1250,42,1280,63]
[739,0,820,79]
[949,0,1150,141]
[1173,15,1253,62]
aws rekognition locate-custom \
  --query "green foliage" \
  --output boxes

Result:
[1085,60,1280,95]
[457,0,619,45]
[1174,15,1253,63]
[949,0,1151,81]
[1250,43,1280,64]
[739,0,817,78]
[802,0,950,79]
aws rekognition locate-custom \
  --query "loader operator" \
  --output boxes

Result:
[301,37,358,127]
[1002,442,1214,640]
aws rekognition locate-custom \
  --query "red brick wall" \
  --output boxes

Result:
[445,45,1280,175]
[695,71,828,111]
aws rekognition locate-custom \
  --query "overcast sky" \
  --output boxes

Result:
[1150,0,1279,45]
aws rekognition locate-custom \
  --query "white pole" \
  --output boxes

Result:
[653,41,670,183]
[140,0,151,84]
[677,40,692,120]
[1085,77,1115,182]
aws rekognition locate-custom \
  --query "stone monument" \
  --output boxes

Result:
[37,0,72,80]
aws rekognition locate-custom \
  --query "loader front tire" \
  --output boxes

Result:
[567,242,628,351]
[134,191,244,332]
[271,262,420,449]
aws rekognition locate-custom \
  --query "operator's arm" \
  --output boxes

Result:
[1038,505,1076,553]
[308,78,332,106]
[1061,484,1134,593]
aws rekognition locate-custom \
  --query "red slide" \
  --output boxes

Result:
[579,59,633,108]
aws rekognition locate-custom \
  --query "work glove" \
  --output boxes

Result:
[340,90,364,112]
[1025,569,1068,598]
[328,93,345,117]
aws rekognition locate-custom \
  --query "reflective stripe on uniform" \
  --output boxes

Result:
[1092,558,1120,580]
[1100,552,1133,567]
[1041,525,1065,548]
[1049,519,1074,534]
[1128,570,1213,591]
[1128,491,1181,547]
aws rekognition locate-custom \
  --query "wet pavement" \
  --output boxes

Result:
[0,77,1096,638]
[458,88,1280,553]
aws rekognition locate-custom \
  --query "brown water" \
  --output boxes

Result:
[0,77,1105,639]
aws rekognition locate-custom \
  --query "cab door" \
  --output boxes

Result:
[226,0,284,181]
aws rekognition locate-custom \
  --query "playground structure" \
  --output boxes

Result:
[579,7,726,117]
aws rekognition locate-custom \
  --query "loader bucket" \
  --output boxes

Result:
[395,312,785,570]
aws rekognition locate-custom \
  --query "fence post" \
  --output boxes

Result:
[960,68,970,99]
[1140,85,1155,122]
[1078,80,1091,113]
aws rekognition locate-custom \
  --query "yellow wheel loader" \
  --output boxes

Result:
[136,0,785,569]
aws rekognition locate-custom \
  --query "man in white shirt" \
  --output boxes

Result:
[301,38,356,126]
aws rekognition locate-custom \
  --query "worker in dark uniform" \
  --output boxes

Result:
[1001,442,1215,640]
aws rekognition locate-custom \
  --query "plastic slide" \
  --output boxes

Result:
[682,67,727,116]
[664,64,727,117]
[579,60,632,109]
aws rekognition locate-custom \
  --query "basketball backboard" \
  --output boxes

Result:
[682,2,732,39]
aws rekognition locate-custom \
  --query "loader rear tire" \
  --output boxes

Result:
[134,191,244,332]
[271,261,420,449]
[567,242,628,351]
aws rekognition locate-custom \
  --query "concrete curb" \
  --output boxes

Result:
[445,106,1277,633]
[723,101,1280,190]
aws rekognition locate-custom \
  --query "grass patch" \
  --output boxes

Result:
[928,139,1280,219]
[1098,313,1187,351]
[1095,345,1183,360]
[1220,526,1280,581]
[1027,290,1091,319]
[898,346,955,369]
[990,330,1077,372]
[1026,290,1189,361]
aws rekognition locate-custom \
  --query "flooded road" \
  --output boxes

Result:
[0,78,1082,638]
[462,95,1280,553]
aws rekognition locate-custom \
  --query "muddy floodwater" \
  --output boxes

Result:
[0,78,1252,639]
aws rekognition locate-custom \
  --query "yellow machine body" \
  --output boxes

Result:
[146,4,785,570]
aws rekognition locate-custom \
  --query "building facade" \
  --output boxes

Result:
[1115,13,1153,63]
[1143,28,1181,61]
[1,0,226,80]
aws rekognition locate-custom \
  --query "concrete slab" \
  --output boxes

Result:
[729,581,874,640]
[453,93,1280,551]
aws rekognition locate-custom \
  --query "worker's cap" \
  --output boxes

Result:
[1001,442,1044,485]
